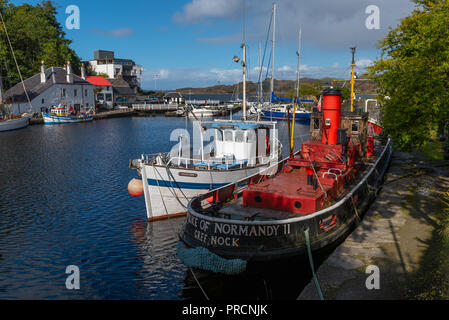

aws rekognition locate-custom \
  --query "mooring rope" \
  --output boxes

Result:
[152,166,211,301]
[189,267,210,301]
[299,228,324,301]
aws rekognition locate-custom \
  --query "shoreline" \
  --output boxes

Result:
[298,150,449,300]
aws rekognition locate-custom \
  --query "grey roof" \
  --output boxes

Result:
[107,78,130,87]
[113,86,135,96]
[4,67,92,103]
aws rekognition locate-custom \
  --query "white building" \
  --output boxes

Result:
[88,50,143,90]
[163,92,184,104]
[85,76,114,110]
[4,62,95,115]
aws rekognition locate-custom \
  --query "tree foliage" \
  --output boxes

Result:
[368,0,449,150]
[287,82,323,100]
[0,0,81,89]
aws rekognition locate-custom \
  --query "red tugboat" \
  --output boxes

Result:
[178,86,392,272]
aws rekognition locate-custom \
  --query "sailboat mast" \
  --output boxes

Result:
[271,3,276,99]
[258,43,261,105]
[242,43,247,121]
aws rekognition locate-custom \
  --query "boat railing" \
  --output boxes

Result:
[165,155,275,170]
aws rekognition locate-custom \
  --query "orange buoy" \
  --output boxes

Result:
[128,178,144,197]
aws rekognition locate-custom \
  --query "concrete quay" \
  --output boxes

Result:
[298,150,449,300]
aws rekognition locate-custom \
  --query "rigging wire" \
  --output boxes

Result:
[0,10,33,113]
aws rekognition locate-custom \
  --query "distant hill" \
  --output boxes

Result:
[175,77,377,96]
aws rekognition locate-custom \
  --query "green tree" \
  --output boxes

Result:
[0,0,81,89]
[368,0,449,150]
[287,82,323,100]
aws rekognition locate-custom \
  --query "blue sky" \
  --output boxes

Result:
[12,0,416,90]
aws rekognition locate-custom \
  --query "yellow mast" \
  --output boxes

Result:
[290,28,301,156]
[333,47,371,113]
[350,47,356,113]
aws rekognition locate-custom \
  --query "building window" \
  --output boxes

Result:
[62,88,66,97]
[74,89,78,97]
[42,98,45,104]
[85,89,88,96]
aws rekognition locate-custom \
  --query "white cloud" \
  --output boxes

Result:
[173,0,242,24]
[355,58,373,68]
[90,28,134,38]
[173,0,415,49]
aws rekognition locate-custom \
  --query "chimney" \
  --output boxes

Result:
[66,61,73,84]
[41,60,46,83]
[81,63,86,80]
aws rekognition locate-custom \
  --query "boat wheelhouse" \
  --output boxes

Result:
[129,119,282,221]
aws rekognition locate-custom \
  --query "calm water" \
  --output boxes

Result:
[0,113,311,300]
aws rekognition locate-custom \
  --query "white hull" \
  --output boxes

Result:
[0,116,30,132]
[187,109,221,118]
[140,163,271,220]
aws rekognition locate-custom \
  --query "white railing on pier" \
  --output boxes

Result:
[133,104,179,111]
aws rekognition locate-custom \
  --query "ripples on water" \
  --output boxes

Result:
[0,114,311,299]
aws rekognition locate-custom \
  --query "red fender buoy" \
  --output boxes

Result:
[128,178,144,197]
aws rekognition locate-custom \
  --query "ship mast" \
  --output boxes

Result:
[270,3,276,100]
[350,47,356,113]
[242,43,247,121]
[290,28,302,159]
[296,28,302,102]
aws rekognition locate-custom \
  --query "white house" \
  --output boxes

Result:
[4,61,95,115]
[88,50,143,90]
[85,76,114,110]
[163,92,184,104]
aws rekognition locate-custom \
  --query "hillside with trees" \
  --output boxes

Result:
[176,77,377,100]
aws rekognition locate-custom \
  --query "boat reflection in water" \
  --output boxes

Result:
[131,215,339,300]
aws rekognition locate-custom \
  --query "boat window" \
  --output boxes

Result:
[235,131,244,143]
[352,121,359,132]
[247,130,257,142]
[314,119,320,130]
[224,130,233,142]
[216,130,223,141]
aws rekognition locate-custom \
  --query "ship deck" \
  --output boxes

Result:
[205,140,386,222]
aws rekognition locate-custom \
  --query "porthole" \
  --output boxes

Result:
[295,201,302,209]
[255,196,262,203]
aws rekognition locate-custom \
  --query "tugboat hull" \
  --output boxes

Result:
[180,139,392,262]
